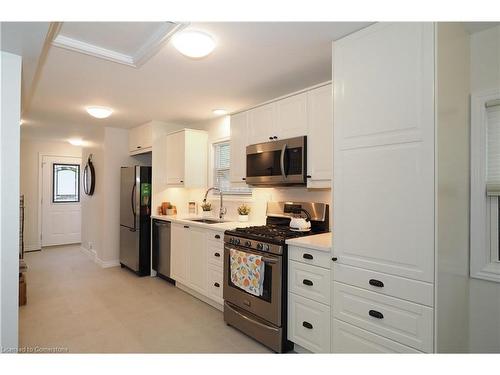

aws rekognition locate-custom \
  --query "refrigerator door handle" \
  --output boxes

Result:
[131,183,137,219]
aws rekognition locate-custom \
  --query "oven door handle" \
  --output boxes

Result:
[262,257,277,264]
[225,246,280,263]
[280,143,288,179]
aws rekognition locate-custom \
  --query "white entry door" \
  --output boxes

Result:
[41,156,82,246]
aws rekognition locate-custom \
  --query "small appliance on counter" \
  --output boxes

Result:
[223,201,329,353]
[119,166,152,276]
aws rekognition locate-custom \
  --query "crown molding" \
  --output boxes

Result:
[51,22,189,68]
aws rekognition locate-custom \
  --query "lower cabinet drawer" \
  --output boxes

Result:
[206,240,223,268]
[333,282,433,352]
[332,319,422,353]
[207,266,223,304]
[288,293,331,353]
[333,263,434,307]
[289,260,330,305]
[289,245,332,269]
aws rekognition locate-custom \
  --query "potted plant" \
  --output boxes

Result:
[201,201,212,217]
[237,204,251,222]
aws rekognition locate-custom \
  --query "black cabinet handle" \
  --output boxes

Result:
[273,136,278,139]
[269,136,273,140]
[303,253,313,260]
[369,310,384,319]
[242,177,246,181]
[302,321,313,329]
[215,234,220,239]
[214,252,220,257]
[183,225,189,229]
[331,257,337,262]
[137,146,141,149]
[214,282,220,288]
[180,180,184,183]
[369,279,384,288]
[306,175,312,178]
[302,279,313,286]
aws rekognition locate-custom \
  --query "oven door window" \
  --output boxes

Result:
[227,249,274,303]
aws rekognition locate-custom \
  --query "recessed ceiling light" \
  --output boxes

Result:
[68,138,84,146]
[212,109,228,116]
[86,106,113,119]
[172,30,216,58]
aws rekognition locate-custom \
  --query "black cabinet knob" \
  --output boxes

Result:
[369,279,384,288]
[302,321,313,329]
[214,282,220,288]
[369,310,384,319]
[215,234,220,239]
[302,279,313,286]
[331,257,338,262]
[303,253,313,260]
[214,252,220,257]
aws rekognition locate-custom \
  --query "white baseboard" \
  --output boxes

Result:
[176,282,223,312]
[25,243,41,252]
[79,246,119,268]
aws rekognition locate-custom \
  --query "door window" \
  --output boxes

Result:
[53,163,80,203]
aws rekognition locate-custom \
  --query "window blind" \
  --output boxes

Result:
[213,141,252,195]
[487,103,500,196]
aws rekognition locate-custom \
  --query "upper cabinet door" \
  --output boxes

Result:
[275,92,308,140]
[229,112,248,184]
[307,84,333,187]
[129,122,152,155]
[247,103,275,145]
[166,131,185,185]
[333,23,435,282]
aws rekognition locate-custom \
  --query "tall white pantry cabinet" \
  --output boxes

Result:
[331,23,470,353]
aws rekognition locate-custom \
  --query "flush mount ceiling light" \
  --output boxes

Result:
[68,138,84,146]
[172,30,216,58]
[86,106,113,119]
[212,109,228,116]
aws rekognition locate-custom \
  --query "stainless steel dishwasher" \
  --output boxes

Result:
[152,219,174,283]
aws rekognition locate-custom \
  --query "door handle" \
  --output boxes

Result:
[369,310,384,319]
[280,143,288,179]
[302,279,313,286]
[131,183,136,218]
[369,279,384,288]
[302,321,313,329]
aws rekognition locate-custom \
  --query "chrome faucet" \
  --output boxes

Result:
[203,187,227,220]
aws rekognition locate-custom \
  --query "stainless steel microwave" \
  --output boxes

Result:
[245,136,307,186]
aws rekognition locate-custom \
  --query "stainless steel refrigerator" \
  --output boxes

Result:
[119,166,152,276]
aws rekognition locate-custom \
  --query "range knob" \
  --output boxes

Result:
[245,241,252,247]
[264,244,270,251]
[256,243,264,250]
[229,238,234,244]
[234,238,240,245]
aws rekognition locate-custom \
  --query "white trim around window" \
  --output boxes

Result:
[470,89,500,282]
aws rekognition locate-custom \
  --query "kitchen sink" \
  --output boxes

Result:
[187,218,228,224]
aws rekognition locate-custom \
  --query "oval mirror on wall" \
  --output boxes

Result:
[83,154,95,196]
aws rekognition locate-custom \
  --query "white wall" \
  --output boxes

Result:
[20,139,82,251]
[468,25,500,353]
[435,23,471,353]
[81,127,150,267]
[0,51,21,352]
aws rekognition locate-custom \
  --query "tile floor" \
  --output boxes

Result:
[19,245,271,353]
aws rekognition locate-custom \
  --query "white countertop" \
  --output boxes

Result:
[151,214,264,231]
[286,232,332,252]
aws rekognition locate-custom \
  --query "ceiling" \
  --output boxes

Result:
[5,22,373,141]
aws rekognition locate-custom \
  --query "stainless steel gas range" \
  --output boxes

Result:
[223,201,329,353]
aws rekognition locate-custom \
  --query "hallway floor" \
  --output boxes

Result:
[19,245,270,353]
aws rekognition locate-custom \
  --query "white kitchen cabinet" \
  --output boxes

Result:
[274,91,308,140]
[307,84,333,188]
[333,22,435,283]
[170,223,188,284]
[129,122,153,155]
[165,129,208,187]
[247,102,275,145]
[229,112,248,184]
[187,226,207,295]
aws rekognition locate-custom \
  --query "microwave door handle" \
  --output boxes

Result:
[280,143,288,179]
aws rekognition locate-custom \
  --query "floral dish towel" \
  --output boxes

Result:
[229,248,265,296]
